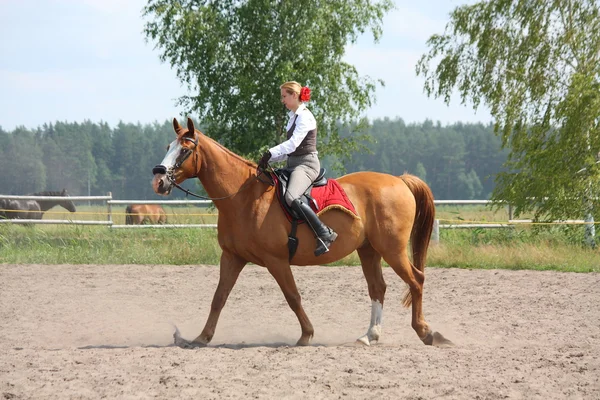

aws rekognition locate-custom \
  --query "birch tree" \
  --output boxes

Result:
[417,0,600,246]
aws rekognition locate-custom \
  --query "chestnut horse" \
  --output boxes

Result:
[125,204,167,225]
[152,117,452,348]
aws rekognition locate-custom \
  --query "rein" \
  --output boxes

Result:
[169,164,275,201]
[170,177,257,201]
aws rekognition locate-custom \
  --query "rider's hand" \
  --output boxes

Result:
[258,150,271,170]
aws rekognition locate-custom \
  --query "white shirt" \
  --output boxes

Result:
[269,103,317,162]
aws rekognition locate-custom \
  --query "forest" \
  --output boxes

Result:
[0,118,507,200]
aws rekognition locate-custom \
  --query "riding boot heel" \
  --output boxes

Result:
[314,238,330,257]
[314,229,337,256]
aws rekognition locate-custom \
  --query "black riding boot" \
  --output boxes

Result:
[291,199,338,256]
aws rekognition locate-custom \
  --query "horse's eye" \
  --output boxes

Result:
[166,144,170,151]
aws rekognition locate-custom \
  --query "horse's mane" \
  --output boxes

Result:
[200,133,257,169]
[189,132,256,168]
[176,125,257,169]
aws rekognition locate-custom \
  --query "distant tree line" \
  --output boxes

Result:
[337,118,508,199]
[0,118,507,200]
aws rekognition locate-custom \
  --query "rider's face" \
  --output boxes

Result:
[281,89,300,111]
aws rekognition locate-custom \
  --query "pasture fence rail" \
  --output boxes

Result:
[0,192,216,228]
[0,194,595,241]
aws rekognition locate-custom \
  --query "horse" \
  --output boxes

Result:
[0,189,76,220]
[152,117,452,348]
[125,204,167,225]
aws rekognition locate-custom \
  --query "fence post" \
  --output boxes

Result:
[107,192,112,225]
[432,219,440,244]
[508,203,514,221]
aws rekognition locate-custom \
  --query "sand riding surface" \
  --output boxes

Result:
[1,264,599,399]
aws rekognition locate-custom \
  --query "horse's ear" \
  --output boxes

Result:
[173,118,182,134]
[187,117,195,134]
[61,188,67,195]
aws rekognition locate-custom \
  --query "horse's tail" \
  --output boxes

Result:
[125,205,133,225]
[399,174,435,308]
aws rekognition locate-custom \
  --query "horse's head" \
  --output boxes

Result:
[60,188,76,212]
[152,117,200,195]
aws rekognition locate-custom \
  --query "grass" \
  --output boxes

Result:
[0,205,598,272]
[435,204,515,224]
[0,224,222,264]
[428,239,599,272]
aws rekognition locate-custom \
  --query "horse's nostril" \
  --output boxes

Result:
[153,165,167,175]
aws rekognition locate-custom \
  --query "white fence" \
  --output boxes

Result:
[0,194,114,226]
[0,193,215,228]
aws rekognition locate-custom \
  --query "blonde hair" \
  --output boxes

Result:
[280,81,302,97]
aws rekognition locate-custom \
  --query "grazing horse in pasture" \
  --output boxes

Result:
[125,204,167,225]
[0,189,76,220]
[151,117,452,348]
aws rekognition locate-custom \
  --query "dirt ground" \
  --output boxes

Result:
[1,264,599,399]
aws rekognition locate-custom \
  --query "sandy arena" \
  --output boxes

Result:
[1,264,599,399]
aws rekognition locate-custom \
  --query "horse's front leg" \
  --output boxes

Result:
[265,260,314,346]
[175,251,246,348]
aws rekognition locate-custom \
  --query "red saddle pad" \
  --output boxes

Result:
[310,178,358,217]
[274,175,359,222]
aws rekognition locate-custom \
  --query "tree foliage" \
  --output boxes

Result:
[0,119,506,201]
[337,118,505,199]
[416,0,600,225]
[143,0,393,163]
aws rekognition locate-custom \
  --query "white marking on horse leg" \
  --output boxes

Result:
[356,300,383,346]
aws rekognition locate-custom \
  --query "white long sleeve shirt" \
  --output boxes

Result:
[268,104,318,163]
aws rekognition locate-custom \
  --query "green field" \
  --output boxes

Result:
[0,204,598,272]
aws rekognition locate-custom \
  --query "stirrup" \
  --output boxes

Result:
[314,231,338,257]
[314,237,330,256]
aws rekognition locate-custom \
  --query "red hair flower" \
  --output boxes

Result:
[299,86,311,102]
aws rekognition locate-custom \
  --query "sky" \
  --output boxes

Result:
[0,0,491,132]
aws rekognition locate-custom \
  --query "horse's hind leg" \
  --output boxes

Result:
[382,249,448,346]
[265,261,314,346]
[356,243,386,346]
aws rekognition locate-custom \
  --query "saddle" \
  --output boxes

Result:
[271,167,328,261]
[273,167,328,221]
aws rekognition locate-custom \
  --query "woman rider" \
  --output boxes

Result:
[258,81,338,256]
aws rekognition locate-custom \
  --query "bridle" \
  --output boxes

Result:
[159,136,274,201]
[173,136,197,170]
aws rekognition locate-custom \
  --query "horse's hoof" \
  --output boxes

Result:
[296,335,312,346]
[432,332,454,347]
[422,331,454,348]
[175,339,207,349]
[173,326,207,349]
[356,335,371,346]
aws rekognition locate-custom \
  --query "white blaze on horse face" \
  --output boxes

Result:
[160,139,183,170]
[357,300,383,346]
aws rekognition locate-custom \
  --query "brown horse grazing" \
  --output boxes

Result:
[125,204,167,225]
[152,117,452,348]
